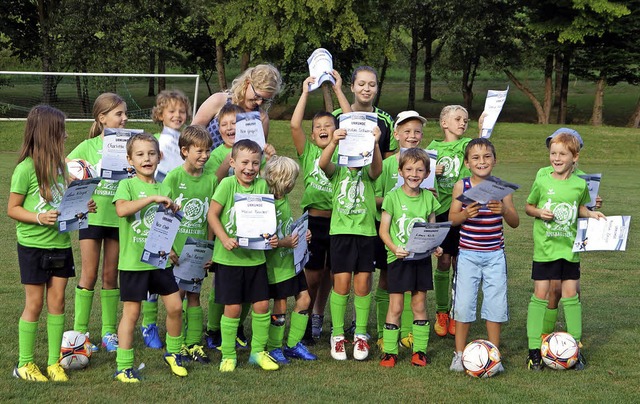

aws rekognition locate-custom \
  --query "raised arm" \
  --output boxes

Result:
[290,77,315,156]
[332,70,352,114]
[192,92,227,126]
[319,129,345,178]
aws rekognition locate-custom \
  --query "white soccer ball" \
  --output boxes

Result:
[541,332,579,370]
[59,330,92,370]
[67,159,98,180]
[462,339,502,378]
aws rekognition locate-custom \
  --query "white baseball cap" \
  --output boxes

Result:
[395,110,427,130]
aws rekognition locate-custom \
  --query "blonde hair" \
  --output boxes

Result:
[18,105,67,202]
[90,93,126,138]
[439,105,468,122]
[230,64,282,106]
[151,89,192,125]
[179,125,212,159]
[263,155,299,199]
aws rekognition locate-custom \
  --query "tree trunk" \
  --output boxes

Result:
[542,54,553,124]
[422,30,434,102]
[553,51,563,107]
[375,22,393,107]
[557,51,571,124]
[148,51,156,96]
[37,0,58,104]
[627,96,640,128]
[321,82,334,112]
[590,74,606,126]
[158,51,166,92]
[504,69,548,124]
[216,44,227,90]
[461,57,479,111]
[240,52,250,72]
[407,27,419,110]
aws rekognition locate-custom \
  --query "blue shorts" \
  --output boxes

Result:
[452,249,508,323]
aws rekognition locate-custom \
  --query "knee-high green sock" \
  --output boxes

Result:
[267,315,285,351]
[561,295,582,342]
[382,324,399,355]
[101,288,119,336]
[527,295,548,349]
[354,293,372,335]
[18,319,38,367]
[412,320,430,354]
[220,315,240,360]
[185,306,203,346]
[207,289,224,331]
[542,307,558,335]
[239,303,251,327]
[74,287,94,334]
[287,311,308,347]
[250,311,271,355]
[374,287,389,337]
[330,291,348,336]
[141,299,158,327]
[434,269,450,313]
[47,313,65,366]
[165,333,184,354]
[400,293,414,338]
[116,347,134,371]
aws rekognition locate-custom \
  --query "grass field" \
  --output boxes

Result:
[0,120,638,402]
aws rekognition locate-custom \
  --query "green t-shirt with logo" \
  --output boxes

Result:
[537,166,587,178]
[265,196,296,284]
[299,140,334,212]
[427,137,472,215]
[10,158,71,249]
[68,136,119,227]
[211,176,269,266]
[205,144,232,176]
[527,171,589,263]
[381,186,441,264]
[328,166,377,236]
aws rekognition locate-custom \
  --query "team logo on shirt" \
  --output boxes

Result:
[276,214,294,258]
[395,214,425,244]
[179,196,209,231]
[439,156,461,178]
[542,198,577,236]
[308,158,332,192]
[131,205,157,236]
[336,172,365,214]
[224,206,236,235]
[33,181,65,211]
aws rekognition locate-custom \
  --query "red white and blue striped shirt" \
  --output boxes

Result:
[459,177,504,251]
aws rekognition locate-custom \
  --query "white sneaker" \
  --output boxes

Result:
[330,335,347,360]
[353,334,370,361]
[450,351,464,372]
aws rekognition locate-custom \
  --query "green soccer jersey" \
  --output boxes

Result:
[427,137,472,215]
[211,176,269,266]
[113,177,163,271]
[374,154,401,221]
[161,166,218,255]
[68,136,119,227]
[205,144,232,176]
[265,196,296,284]
[381,186,441,264]
[328,166,377,236]
[10,158,71,249]
[537,166,587,178]
[527,170,590,263]
[299,140,334,211]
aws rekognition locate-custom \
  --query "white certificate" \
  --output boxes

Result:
[100,128,143,180]
[396,149,438,191]
[307,48,335,92]
[456,176,519,205]
[234,193,277,250]
[235,111,265,149]
[481,86,509,138]
[290,212,309,274]
[57,178,100,233]
[141,205,183,268]
[337,112,377,167]
[578,173,601,210]
[175,237,213,285]
[405,222,451,261]
[573,215,630,252]
[155,127,183,182]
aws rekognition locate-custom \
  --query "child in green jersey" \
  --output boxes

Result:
[524,133,605,371]
[113,133,187,382]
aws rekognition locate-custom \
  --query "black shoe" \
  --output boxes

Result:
[301,321,316,346]
[236,326,249,349]
[204,329,221,350]
[574,350,586,371]
[527,349,543,371]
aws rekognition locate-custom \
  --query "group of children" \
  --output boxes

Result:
[9,64,604,383]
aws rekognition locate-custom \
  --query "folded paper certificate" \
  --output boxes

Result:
[290,212,310,274]
[58,178,100,232]
[404,222,451,261]
[307,48,335,92]
[141,205,183,268]
[573,215,630,252]
[338,112,377,167]
[578,173,601,210]
[456,176,519,205]
[481,86,509,138]
[175,237,213,286]
[101,128,143,180]
[235,111,265,149]
[235,193,277,250]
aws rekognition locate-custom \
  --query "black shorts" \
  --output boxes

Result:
[436,211,460,256]
[18,244,75,284]
[374,220,388,271]
[306,215,331,270]
[119,268,179,302]
[330,235,375,274]
[531,259,580,281]
[79,224,119,241]
[214,263,269,305]
[269,272,308,300]
[387,258,433,293]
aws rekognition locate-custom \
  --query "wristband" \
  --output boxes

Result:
[36,212,43,225]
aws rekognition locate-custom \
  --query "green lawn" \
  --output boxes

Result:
[0,121,638,402]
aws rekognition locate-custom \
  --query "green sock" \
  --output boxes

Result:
[542,307,559,335]
[250,311,271,355]
[165,333,184,354]
[220,315,240,360]
[412,320,430,354]
[374,287,389,336]
[207,289,224,331]
[354,293,372,335]
[434,269,450,313]
[185,306,203,346]
[116,347,134,371]
[18,318,38,367]
[47,313,65,366]
[527,295,548,349]
[400,293,414,339]
[561,295,582,342]
[74,287,94,334]
[287,311,308,347]
[330,291,348,336]
[382,325,399,355]
[267,315,285,351]
[141,299,158,327]
[101,288,119,336]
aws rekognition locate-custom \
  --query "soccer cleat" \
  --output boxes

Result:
[141,323,163,349]
[449,351,464,372]
[235,327,249,349]
[376,338,384,351]
[283,342,317,361]
[301,322,316,346]
[353,334,370,361]
[448,319,456,336]
[268,348,290,365]
[219,358,237,372]
[495,362,505,373]
[400,333,414,349]
[527,349,543,371]
[574,350,586,371]
[102,332,119,352]
[330,335,348,360]
[379,353,397,368]
[411,351,430,367]
[249,351,280,371]
[311,314,324,339]
[164,352,188,377]
[204,329,222,350]
[13,362,48,382]
[114,367,140,383]
[85,333,99,353]
[46,363,69,382]
[434,312,449,337]
[179,344,192,363]
[188,344,210,364]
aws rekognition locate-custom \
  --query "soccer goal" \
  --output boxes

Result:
[0,71,200,121]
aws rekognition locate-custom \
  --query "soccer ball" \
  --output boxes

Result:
[541,332,579,370]
[67,159,98,180]
[59,330,92,370]
[462,339,502,378]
